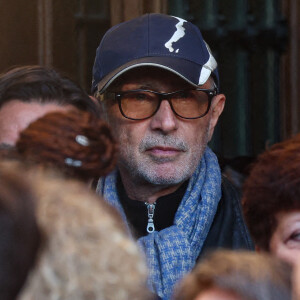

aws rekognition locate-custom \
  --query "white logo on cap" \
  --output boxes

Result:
[165,17,187,53]
[198,42,218,85]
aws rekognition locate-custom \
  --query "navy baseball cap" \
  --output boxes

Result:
[92,13,219,94]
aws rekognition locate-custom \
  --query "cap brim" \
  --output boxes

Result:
[93,57,213,94]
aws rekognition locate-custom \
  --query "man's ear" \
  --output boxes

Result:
[208,93,226,141]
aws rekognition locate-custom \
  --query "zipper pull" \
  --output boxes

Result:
[145,202,156,233]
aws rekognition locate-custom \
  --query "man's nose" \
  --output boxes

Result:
[149,99,178,133]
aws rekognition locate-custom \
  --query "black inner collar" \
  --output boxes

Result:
[117,173,188,239]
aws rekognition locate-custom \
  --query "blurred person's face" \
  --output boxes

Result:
[101,68,225,196]
[269,211,300,266]
[194,288,243,300]
[0,100,73,146]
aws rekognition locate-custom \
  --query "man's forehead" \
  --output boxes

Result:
[111,67,213,90]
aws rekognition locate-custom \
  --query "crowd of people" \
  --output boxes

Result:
[0,12,299,300]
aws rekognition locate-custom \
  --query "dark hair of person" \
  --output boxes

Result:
[242,133,300,250]
[15,109,117,182]
[0,65,99,115]
[0,167,42,300]
[173,250,292,300]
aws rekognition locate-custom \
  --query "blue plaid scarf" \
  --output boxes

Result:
[96,147,221,300]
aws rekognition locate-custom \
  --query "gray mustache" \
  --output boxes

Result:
[139,136,188,152]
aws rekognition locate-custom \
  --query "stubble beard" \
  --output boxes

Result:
[118,129,210,186]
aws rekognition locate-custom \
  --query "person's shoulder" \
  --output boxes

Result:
[220,174,246,229]
[221,174,241,201]
[199,174,254,254]
[220,175,254,249]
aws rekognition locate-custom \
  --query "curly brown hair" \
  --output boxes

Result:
[242,133,300,251]
[16,109,117,182]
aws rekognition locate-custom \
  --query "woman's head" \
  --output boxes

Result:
[15,109,117,182]
[173,250,292,300]
[242,133,300,263]
[0,161,150,300]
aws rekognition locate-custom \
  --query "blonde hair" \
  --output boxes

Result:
[3,162,151,300]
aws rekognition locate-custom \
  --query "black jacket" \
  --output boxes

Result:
[199,176,254,259]
[117,173,254,253]
[115,174,254,300]
[154,177,254,300]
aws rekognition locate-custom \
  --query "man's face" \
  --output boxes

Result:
[0,100,73,146]
[102,68,225,186]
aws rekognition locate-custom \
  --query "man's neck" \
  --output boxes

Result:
[118,170,184,204]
